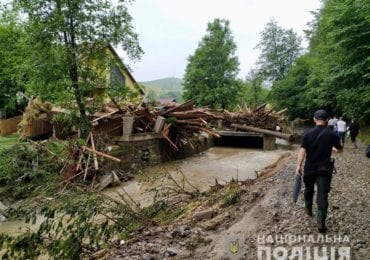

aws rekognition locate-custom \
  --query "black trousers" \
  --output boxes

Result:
[303,171,332,211]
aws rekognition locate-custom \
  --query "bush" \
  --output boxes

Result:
[222,182,241,207]
[0,143,59,200]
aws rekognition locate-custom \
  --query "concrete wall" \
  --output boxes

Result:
[160,134,214,161]
[109,133,214,170]
[112,138,162,170]
[263,135,277,150]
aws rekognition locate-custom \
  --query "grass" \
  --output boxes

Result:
[0,134,20,151]
[185,234,211,251]
[222,182,241,207]
[359,125,370,144]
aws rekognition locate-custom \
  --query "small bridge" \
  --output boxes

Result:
[216,130,276,150]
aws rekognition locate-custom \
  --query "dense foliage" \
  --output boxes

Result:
[269,0,370,122]
[183,19,241,109]
[241,70,269,108]
[0,14,27,118]
[0,143,60,200]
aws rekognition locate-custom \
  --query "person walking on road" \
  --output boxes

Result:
[348,118,360,148]
[336,117,346,146]
[328,117,335,130]
[295,109,343,233]
[332,116,338,133]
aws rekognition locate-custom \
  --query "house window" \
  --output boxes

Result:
[110,65,125,92]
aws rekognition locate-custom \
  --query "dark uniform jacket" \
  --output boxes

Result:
[301,125,342,171]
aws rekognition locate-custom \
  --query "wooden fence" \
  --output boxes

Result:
[0,116,22,136]
[24,119,53,138]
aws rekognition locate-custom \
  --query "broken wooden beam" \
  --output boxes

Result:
[276,108,288,115]
[92,110,119,124]
[160,100,195,116]
[82,146,121,162]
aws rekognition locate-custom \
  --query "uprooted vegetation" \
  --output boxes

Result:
[0,136,114,202]
[0,157,264,259]
[0,190,187,259]
[0,142,61,200]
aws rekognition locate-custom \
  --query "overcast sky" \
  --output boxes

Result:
[120,0,322,82]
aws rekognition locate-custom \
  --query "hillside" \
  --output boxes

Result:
[140,77,183,102]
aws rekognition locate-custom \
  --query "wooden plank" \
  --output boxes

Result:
[160,100,194,116]
[90,133,99,169]
[92,110,119,123]
[154,116,166,133]
[82,146,121,162]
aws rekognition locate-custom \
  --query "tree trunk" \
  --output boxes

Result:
[62,1,89,137]
[231,124,293,141]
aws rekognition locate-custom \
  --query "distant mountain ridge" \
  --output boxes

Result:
[140,77,183,102]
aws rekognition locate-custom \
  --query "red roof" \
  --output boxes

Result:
[157,98,177,105]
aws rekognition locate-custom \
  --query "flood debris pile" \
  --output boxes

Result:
[57,132,134,192]
[87,99,223,150]
[157,100,222,150]
[92,101,156,135]
[18,97,290,151]
[222,103,287,130]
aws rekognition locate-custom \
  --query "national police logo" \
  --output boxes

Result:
[229,239,240,255]
[223,233,247,259]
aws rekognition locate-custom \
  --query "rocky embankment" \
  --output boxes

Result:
[110,143,369,260]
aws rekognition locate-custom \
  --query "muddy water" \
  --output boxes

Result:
[104,147,290,206]
[0,217,45,235]
[0,147,290,235]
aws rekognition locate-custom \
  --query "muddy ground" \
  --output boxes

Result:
[110,143,369,260]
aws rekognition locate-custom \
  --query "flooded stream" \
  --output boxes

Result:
[104,147,290,206]
[0,147,290,235]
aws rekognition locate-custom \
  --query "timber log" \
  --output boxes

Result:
[231,124,293,142]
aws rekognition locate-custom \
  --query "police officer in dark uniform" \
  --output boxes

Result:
[295,109,343,233]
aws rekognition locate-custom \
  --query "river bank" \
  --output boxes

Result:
[110,142,369,259]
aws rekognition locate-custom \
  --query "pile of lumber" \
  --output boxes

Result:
[92,99,222,150]
[91,102,155,135]
[222,104,286,130]
[157,100,222,150]
[131,106,156,133]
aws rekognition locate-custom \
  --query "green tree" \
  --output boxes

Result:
[269,55,315,119]
[0,15,27,118]
[256,18,302,82]
[182,18,241,109]
[244,69,265,107]
[14,0,143,132]
[308,0,370,122]
[266,0,370,123]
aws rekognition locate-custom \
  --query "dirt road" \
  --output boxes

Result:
[190,143,370,259]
